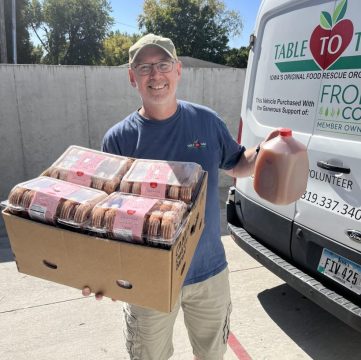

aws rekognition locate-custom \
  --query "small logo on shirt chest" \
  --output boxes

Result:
[187,140,207,149]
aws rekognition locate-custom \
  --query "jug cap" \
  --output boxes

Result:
[280,128,292,137]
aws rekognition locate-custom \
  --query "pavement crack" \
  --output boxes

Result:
[230,266,263,273]
[0,296,90,314]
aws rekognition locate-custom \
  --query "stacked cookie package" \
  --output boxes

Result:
[120,159,202,204]
[88,193,188,248]
[42,145,134,194]
[5,177,107,227]
[2,146,203,248]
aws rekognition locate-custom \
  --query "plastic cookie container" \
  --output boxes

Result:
[88,192,188,247]
[120,159,202,204]
[42,146,134,194]
[2,176,108,227]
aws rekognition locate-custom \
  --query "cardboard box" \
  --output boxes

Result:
[2,172,207,313]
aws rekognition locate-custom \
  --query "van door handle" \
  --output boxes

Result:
[317,160,351,174]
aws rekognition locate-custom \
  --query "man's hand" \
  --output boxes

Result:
[226,128,281,178]
[263,128,280,143]
[82,286,117,301]
[82,286,104,300]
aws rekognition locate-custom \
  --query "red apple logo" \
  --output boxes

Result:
[76,171,84,177]
[194,140,201,148]
[310,0,353,70]
[150,182,158,188]
[127,209,136,215]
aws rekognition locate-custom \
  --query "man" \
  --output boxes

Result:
[83,33,278,359]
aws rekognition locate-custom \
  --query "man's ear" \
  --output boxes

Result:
[128,68,137,87]
[176,60,182,79]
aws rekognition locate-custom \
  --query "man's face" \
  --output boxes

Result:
[128,46,182,108]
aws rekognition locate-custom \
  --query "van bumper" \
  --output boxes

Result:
[227,189,361,333]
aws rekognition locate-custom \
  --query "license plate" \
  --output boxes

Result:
[317,248,361,295]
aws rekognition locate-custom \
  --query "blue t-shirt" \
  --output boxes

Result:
[102,100,245,285]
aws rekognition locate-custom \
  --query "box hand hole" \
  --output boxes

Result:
[190,213,199,235]
[43,260,58,270]
[116,280,133,290]
[181,262,186,276]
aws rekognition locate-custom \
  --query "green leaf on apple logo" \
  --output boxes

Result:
[320,11,332,29]
[333,0,347,25]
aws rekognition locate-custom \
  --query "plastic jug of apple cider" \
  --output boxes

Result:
[253,128,309,205]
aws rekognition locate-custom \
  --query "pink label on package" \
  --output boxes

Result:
[28,181,80,222]
[67,152,106,187]
[113,197,158,240]
[141,163,173,198]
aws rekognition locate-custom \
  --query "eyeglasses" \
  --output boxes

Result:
[133,60,176,76]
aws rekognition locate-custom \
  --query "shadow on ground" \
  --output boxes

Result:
[0,215,13,262]
[258,283,361,360]
[219,186,230,236]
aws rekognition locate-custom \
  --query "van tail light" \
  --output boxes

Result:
[233,117,244,184]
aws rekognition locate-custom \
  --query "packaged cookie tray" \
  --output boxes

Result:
[2,176,108,228]
[87,192,188,248]
[41,145,134,194]
[120,159,203,204]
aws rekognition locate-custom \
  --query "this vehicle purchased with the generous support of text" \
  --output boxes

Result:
[227,0,361,332]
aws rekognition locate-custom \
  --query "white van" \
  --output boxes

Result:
[227,0,361,332]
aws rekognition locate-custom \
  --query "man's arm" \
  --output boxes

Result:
[226,129,280,178]
[225,145,259,178]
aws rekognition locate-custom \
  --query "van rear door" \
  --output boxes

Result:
[293,0,361,297]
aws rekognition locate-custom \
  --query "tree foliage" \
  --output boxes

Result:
[224,46,250,68]
[102,31,140,66]
[26,0,114,65]
[138,0,243,64]
[31,44,44,62]
[4,0,34,63]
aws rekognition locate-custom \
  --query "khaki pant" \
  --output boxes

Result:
[122,268,232,360]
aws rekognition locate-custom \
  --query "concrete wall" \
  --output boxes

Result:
[0,64,246,201]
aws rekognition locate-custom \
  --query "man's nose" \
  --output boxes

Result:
[149,63,161,76]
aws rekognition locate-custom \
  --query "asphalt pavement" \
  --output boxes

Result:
[1,189,361,359]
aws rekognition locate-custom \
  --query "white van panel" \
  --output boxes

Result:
[250,2,333,133]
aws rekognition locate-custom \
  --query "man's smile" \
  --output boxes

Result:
[148,83,168,90]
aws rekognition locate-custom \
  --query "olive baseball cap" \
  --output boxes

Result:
[129,34,178,64]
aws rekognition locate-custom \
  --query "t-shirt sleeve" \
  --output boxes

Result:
[101,127,122,155]
[216,117,245,170]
